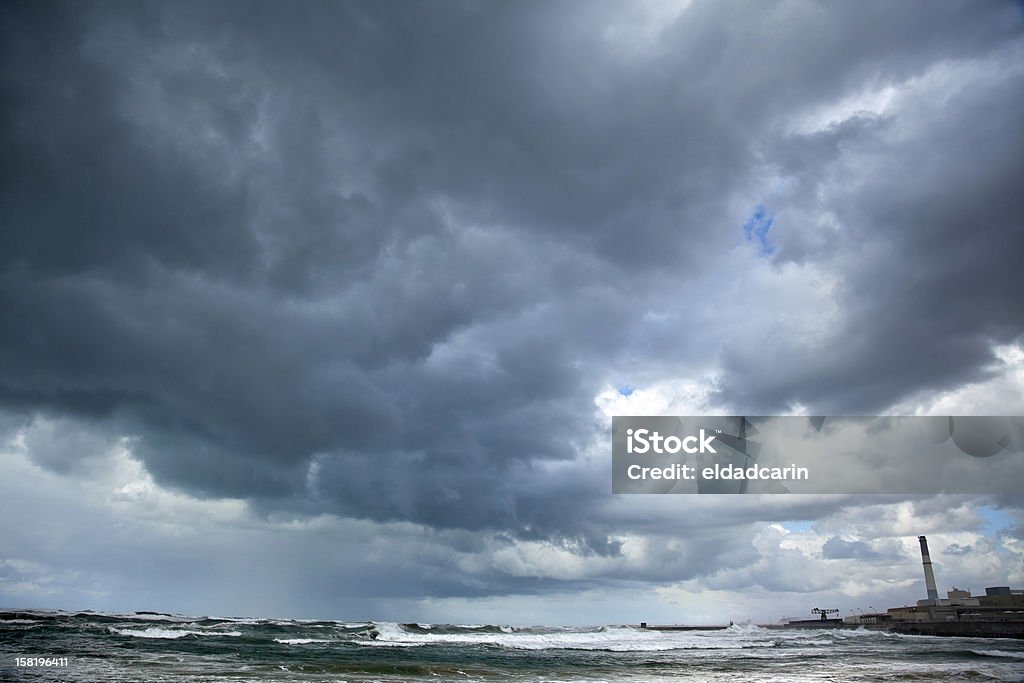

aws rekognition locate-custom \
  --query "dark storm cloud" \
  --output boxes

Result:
[1,0,1022,563]
[714,19,1024,412]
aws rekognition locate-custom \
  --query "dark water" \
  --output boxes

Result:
[3,610,1024,682]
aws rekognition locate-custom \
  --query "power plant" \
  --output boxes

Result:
[773,535,1024,638]
[643,535,1023,638]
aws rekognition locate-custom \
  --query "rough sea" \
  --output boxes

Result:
[3,610,1023,682]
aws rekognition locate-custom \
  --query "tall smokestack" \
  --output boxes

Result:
[918,535,939,602]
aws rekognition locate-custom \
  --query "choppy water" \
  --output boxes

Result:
[2,610,1024,682]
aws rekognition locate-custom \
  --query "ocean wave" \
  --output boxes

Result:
[109,626,243,639]
[199,616,269,625]
[827,627,896,639]
[363,622,778,651]
[105,612,195,623]
[970,649,1024,659]
[274,638,335,645]
[399,622,511,634]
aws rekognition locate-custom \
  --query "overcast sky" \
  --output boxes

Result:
[1,0,1023,625]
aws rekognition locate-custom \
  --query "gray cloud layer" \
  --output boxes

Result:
[1,1,1023,607]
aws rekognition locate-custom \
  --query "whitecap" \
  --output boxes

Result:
[364,623,778,652]
[109,627,242,639]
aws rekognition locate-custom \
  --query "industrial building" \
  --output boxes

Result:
[839,535,1024,638]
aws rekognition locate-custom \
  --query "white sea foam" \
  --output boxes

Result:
[365,622,778,651]
[202,616,266,625]
[109,627,242,639]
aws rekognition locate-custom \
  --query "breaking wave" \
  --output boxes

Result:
[109,626,243,639]
[362,622,777,651]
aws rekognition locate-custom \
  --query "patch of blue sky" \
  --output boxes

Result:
[978,505,1015,535]
[742,204,776,257]
[617,385,635,397]
[780,520,814,533]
